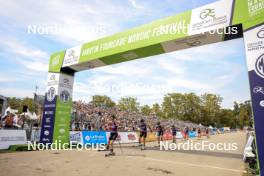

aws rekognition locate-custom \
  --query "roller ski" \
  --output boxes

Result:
[105,151,115,157]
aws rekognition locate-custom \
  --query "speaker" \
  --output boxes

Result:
[22,105,28,113]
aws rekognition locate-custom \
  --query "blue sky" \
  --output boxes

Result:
[0,0,250,108]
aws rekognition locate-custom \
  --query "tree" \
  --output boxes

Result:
[118,97,139,112]
[151,103,163,117]
[200,93,223,126]
[7,97,35,113]
[21,97,35,113]
[219,109,235,128]
[141,105,151,115]
[90,95,115,107]
[236,100,252,129]
[161,93,202,121]
[7,97,21,110]
[183,93,202,123]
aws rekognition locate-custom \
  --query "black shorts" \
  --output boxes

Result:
[140,132,147,138]
[109,132,118,141]
[157,131,163,137]
[172,132,176,136]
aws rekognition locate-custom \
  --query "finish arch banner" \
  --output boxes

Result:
[41,0,264,174]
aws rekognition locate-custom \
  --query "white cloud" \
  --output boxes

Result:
[21,61,49,72]
[0,0,157,46]
[128,0,144,9]
[5,40,48,59]
[0,87,33,98]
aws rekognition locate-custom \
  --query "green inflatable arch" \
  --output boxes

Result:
[40,0,264,174]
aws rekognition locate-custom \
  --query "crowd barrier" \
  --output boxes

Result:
[0,128,236,149]
[28,128,228,146]
[0,130,27,149]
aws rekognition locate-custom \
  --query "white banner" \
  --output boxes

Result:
[243,24,264,73]
[188,0,233,35]
[0,130,27,149]
[62,45,82,67]
[106,132,139,144]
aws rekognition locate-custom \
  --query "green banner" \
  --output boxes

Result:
[49,51,66,73]
[232,0,264,30]
[52,97,72,145]
[79,10,192,64]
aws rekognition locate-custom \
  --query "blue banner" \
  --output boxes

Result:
[249,70,264,174]
[39,95,57,144]
[82,131,107,144]
[188,131,197,138]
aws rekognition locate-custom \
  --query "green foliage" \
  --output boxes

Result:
[118,97,139,112]
[7,97,35,113]
[90,95,116,107]
[160,92,251,128]
[234,100,252,129]
[141,105,151,115]
[151,103,162,117]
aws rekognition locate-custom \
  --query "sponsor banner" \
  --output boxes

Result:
[39,95,57,144]
[106,132,139,144]
[49,51,65,73]
[0,130,27,149]
[70,131,83,144]
[145,132,157,142]
[53,73,74,144]
[232,0,264,30]
[244,25,264,72]
[82,131,107,144]
[62,45,82,67]
[46,73,60,100]
[188,0,233,35]
[244,24,264,174]
[176,132,183,139]
[40,73,60,144]
[188,131,198,138]
[144,132,183,141]
[163,132,172,140]
[77,11,191,65]
[31,129,41,142]
[33,130,83,143]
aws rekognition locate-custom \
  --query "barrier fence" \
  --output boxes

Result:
[0,129,227,149]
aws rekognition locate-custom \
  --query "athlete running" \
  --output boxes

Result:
[106,115,118,157]
[156,122,164,147]
[197,127,202,139]
[205,128,210,139]
[184,127,189,140]
[171,125,177,143]
[138,119,147,150]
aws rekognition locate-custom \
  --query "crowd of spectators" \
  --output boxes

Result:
[0,100,203,133]
[71,101,203,132]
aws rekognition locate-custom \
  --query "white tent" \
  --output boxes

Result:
[2,107,18,119]
[23,110,38,120]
